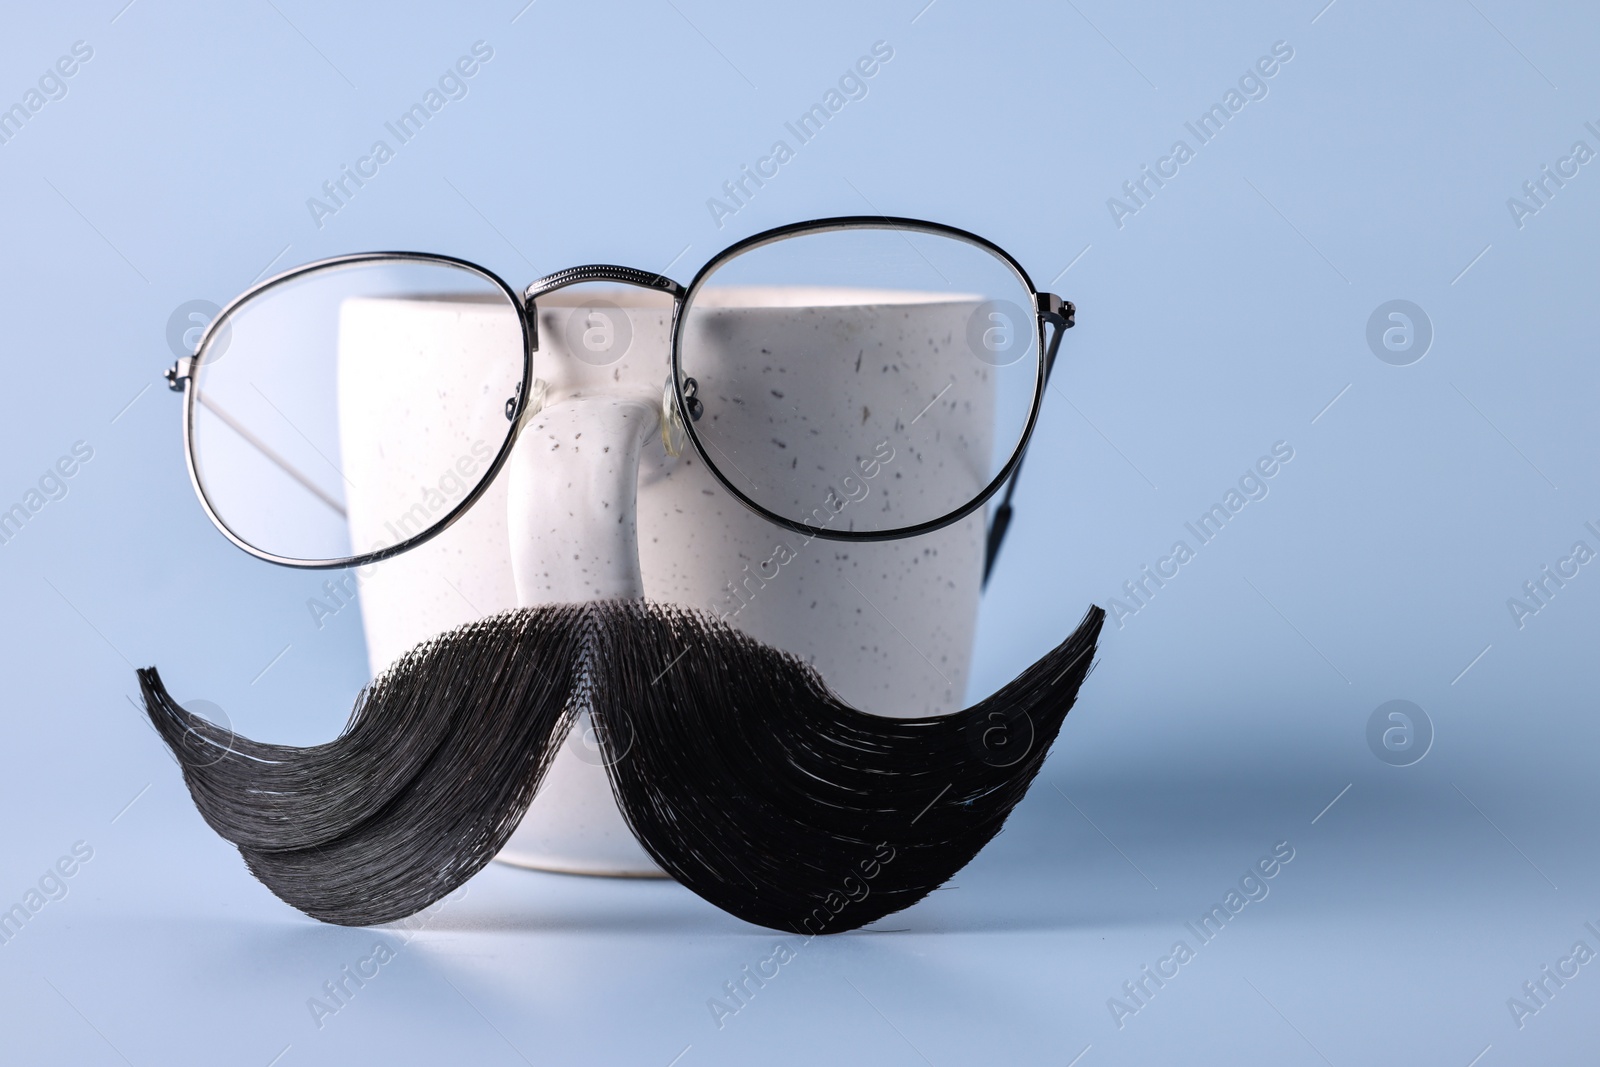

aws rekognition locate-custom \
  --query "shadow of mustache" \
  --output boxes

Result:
[138,601,1102,933]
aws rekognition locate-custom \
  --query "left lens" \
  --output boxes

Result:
[676,222,1041,537]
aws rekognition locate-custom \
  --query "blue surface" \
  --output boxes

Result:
[1,1,1597,1063]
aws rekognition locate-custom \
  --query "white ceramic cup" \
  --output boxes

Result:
[337,287,993,875]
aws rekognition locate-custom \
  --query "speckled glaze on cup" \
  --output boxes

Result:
[337,288,992,875]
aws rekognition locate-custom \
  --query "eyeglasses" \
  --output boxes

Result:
[166,216,1074,582]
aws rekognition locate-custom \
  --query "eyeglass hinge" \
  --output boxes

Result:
[1037,292,1075,329]
[165,357,194,392]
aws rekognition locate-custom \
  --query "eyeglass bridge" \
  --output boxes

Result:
[521,264,686,353]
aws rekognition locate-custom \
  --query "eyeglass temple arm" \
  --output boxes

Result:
[982,295,1074,588]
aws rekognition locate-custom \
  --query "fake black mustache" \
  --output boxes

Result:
[137,601,1103,934]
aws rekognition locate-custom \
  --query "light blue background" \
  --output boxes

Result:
[1,1,1597,1063]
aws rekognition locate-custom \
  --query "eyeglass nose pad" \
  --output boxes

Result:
[659,375,703,456]
[508,376,549,428]
[660,376,684,458]
[505,392,662,607]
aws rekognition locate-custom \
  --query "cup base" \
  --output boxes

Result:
[490,850,669,878]
[490,730,666,878]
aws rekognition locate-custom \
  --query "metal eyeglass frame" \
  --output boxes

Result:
[167,216,1075,584]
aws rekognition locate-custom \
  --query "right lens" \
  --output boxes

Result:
[188,256,525,565]
[677,222,1041,538]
